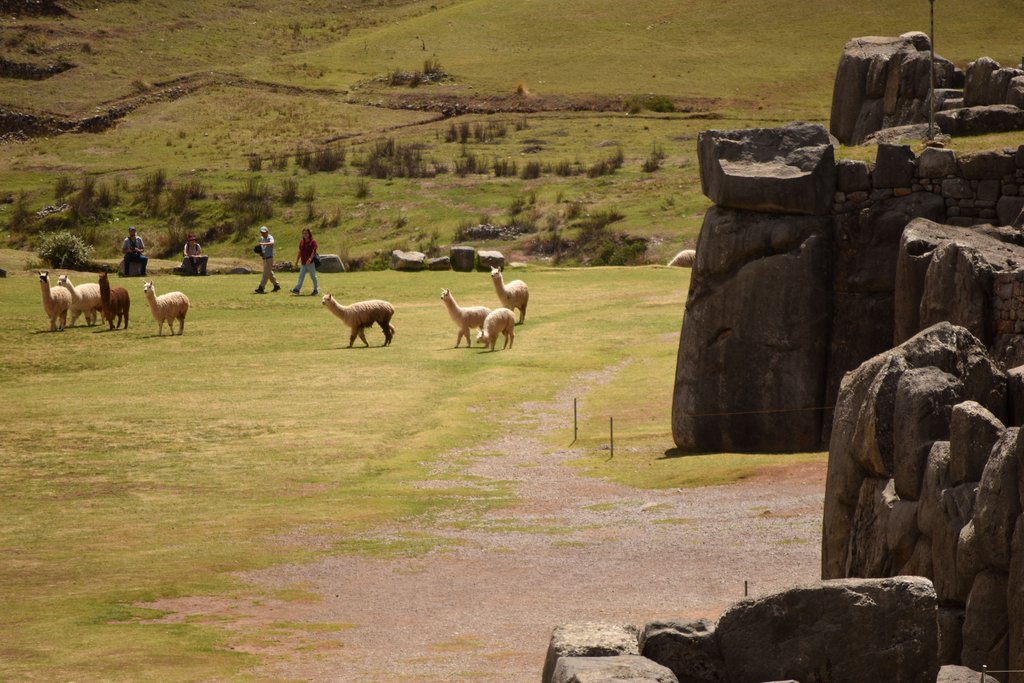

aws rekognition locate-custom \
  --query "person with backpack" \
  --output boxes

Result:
[290,227,319,296]
[254,225,280,294]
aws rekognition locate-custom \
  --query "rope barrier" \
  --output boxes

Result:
[683,405,835,418]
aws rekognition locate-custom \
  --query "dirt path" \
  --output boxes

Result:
[150,364,826,681]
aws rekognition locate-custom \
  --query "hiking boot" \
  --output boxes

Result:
[254,287,265,294]
[311,290,318,296]
[272,284,281,292]
[290,288,300,294]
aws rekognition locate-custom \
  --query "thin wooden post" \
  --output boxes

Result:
[744,580,748,597]
[609,417,614,458]
[574,398,578,443]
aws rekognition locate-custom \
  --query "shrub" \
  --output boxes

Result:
[7,191,34,233]
[354,178,370,199]
[623,94,676,114]
[492,158,517,178]
[520,161,541,180]
[226,178,273,229]
[247,155,263,172]
[642,144,667,172]
[68,176,117,225]
[454,150,486,177]
[37,230,94,270]
[299,145,345,173]
[54,174,75,201]
[587,148,624,178]
[360,138,432,179]
[280,177,299,204]
[553,160,579,177]
[134,169,167,216]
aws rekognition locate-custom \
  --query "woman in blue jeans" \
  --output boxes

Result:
[291,227,319,295]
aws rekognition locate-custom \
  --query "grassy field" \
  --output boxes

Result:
[0,264,822,679]
[2,0,1024,268]
[1,0,1018,677]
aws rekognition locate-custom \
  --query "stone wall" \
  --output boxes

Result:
[672,121,1024,453]
[823,322,1024,679]
[831,33,1024,144]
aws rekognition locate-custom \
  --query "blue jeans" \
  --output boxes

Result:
[294,263,318,293]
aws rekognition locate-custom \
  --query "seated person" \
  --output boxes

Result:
[121,226,148,276]
[182,234,207,275]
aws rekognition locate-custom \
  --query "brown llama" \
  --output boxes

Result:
[98,271,130,330]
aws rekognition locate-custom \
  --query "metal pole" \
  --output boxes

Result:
[928,0,936,140]
[609,417,614,458]
[744,580,748,597]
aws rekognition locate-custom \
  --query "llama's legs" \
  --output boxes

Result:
[357,327,369,346]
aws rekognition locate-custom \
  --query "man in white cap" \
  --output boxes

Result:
[254,226,280,293]
[121,225,147,276]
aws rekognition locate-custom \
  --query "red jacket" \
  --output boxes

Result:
[298,238,318,265]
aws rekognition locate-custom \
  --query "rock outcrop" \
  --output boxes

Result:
[830,33,959,145]
[549,577,941,683]
[820,321,1024,676]
[830,37,1024,143]
[673,118,1024,453]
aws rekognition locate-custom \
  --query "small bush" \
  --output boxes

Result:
[134,169,167,216]
[354,179,370,199]
[299,145,345,173]
[492,158,517,178]
[587,148,624,178]
[247,155,263,172]
[7,192,34,233]
[454,150,487,177]
[226,178,273,229]
[623,94,676,114]
[520,161,541,180]
[360,138,432,179]
[280,177,299,204]
[37,230,94,270]
[642,144,667,172]
[54,174,75,201]
[553,160,579,177]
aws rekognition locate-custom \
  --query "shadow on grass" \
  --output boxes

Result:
[660,446,715,460]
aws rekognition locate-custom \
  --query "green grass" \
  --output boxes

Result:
[0,264,824,678]
[3,0,1023,266]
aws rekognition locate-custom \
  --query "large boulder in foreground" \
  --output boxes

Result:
[553,578,939,683]
[697,122,836,215]
[716,577,938,683]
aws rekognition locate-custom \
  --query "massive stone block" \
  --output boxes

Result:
[935,105,1024,137]
[697,122,836,215]
[895,219,1024,366]
[672,207,832,452]
[823,322,1006,580]
[715,577,938,683]
[830,33,957,145]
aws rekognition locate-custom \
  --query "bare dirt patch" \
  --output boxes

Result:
[144,364,826,681]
